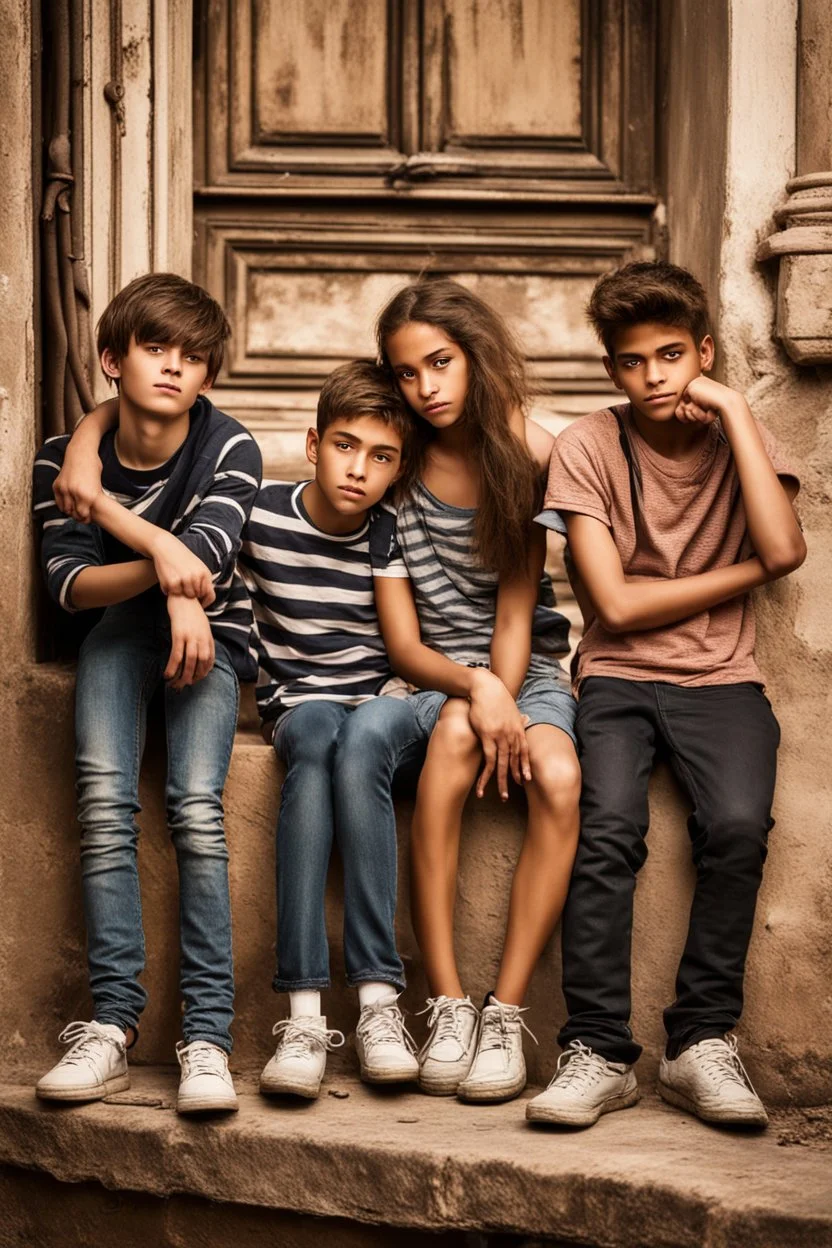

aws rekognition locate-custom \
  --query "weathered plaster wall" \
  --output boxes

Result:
[0,0,830,1108]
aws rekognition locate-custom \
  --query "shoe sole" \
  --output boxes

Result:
[418,1075,464,1096]
[177,1096,239,1114]
[35,1073,130,1103]
[657,1080,768,1127]
[360,1066,419,1084]
[526,1084,640,1126]
[457,1077,527,1104]
[260,1076,321,1099]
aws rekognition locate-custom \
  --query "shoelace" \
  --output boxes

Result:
[696,1036,755,1091]
[357,997,417,1055]
[57,1020,125,1065]
[272,1018,345,1059]
[546,1040,609,1090]
[416,996,479,1057]
[175,1041,229,1079]
[477,1002,538,1061]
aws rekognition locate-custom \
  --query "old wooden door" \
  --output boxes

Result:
[193,0,657,476]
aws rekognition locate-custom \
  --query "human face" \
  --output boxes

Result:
[101,335,211,418]
[385,322,469,430]
[305,415,404,533]
[604,323,715,423]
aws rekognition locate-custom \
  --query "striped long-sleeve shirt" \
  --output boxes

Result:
[33,396,263,678]
[238,480,406,730]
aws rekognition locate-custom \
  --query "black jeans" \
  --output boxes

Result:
[558,677,780,1064]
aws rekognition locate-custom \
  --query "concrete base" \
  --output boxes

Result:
[1,1069,831,1247]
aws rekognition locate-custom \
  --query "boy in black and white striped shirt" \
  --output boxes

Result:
[32,273,261,1115]
[239,361,425,1099]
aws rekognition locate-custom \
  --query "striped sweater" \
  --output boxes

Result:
[33,396,262,678]
[239,481,405,729]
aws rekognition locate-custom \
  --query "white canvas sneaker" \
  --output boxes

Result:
[36,1021,130,1102]
[526,1040,639,1126]
[418,996,480,1095]
[658,1035,768,1126]
[457,1001,536,1103]
[175,1040,239,1114]
[355,994,419,1083]
[260,1016,345,1099]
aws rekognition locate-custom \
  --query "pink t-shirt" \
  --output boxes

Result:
[539,404,799,691]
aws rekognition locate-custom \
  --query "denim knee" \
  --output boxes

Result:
[168,793,227,852]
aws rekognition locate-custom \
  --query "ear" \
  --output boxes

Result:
[199,373,214,395]
[100,348,121,381]
[602,354,624,392]
[305,427,320,466]
[699,335,715,373]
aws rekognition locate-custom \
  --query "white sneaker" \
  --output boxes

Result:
[354,994,419,1084]
[175,1041,238,1114]
[418,996,480,1095]
[526,1040,639,1126]
[260,1016,345,1099]
[658,1035,768,1127]
[36,1021,129,1102]
[457,1001,536,1103]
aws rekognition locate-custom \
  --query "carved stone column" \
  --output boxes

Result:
[758,0,832,364]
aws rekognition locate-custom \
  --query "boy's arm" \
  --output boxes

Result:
[70,560,158,610]
[173,431,263,583]
[489,524,545,698]
[678,377,806,575]
[374,573,530,799]
[53,398,119,521]
[89,492,216,605]
[566,512,784,635]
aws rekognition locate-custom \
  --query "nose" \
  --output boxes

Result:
[347,453,367,481]
[644,356,666,386]
[417,369,437,400]
[162,350,183,377]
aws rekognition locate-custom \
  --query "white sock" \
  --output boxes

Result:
[357,982,397,1009]
[289,990,321,1018]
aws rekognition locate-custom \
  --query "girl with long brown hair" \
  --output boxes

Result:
[372,279,581,1104]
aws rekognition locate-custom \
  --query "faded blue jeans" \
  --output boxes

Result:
[74,596,238,1052]
[271,697,425,992]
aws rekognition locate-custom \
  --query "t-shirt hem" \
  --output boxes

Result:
[574,661,766,697]
[539,497,611,528]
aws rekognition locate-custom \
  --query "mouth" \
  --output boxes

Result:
[154,383,181,394]
[424,402,450,416]
[645,392,675,404]
[338,486,365,499]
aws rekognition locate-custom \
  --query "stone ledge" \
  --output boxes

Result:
[1,1070,831,1247]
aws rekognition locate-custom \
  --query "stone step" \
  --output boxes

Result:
[1,1069,830,1247]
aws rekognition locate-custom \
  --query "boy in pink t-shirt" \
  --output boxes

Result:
[528,261,805,1130]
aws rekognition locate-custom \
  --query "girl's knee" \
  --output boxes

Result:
[528,737,581,804]
[430,707,480,762]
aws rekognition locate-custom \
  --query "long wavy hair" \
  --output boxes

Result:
[376,280,541,579]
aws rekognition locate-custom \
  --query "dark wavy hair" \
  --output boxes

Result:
[376,280,540,579]
[587,261,711,357]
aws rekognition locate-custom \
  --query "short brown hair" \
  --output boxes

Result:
[96,272,231,383]
[587,261,711,357]
[317,359,413,457]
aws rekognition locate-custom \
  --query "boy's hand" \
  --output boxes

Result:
[675,375,739,425]
[165,595,215,689]
[468,670,531,800]
[150,531,216,606]
[53,448,104,522]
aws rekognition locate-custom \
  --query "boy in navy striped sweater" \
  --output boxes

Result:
[239,361,424,1098]
[33,274,262,1113]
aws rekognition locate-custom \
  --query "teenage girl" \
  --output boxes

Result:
[372,280,581,1103]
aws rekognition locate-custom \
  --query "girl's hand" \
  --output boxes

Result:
[164,595,215,689]
[150,532,216,606]
[53,449,104,522]
[468,670,531,800]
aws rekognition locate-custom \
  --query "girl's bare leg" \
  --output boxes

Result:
[494,724,581,1005]
[410,698,481,998]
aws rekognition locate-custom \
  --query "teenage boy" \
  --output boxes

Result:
[239,361,423,1099]
[528,261,805,1129]
[33,272,262,1113]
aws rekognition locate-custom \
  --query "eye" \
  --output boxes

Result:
[373,453,393,464]
[397,368,415,381]
[621,358,641,369]
[433,357,451,369]
[335,441,353,451]
[146,344,163,354]
[186,353,204,364]
[664,350,682,361]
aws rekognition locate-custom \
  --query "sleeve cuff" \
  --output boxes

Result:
[534,509,568,537]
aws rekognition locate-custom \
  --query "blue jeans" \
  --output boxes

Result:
[74,597,239,1052]
[272,697,425,991]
